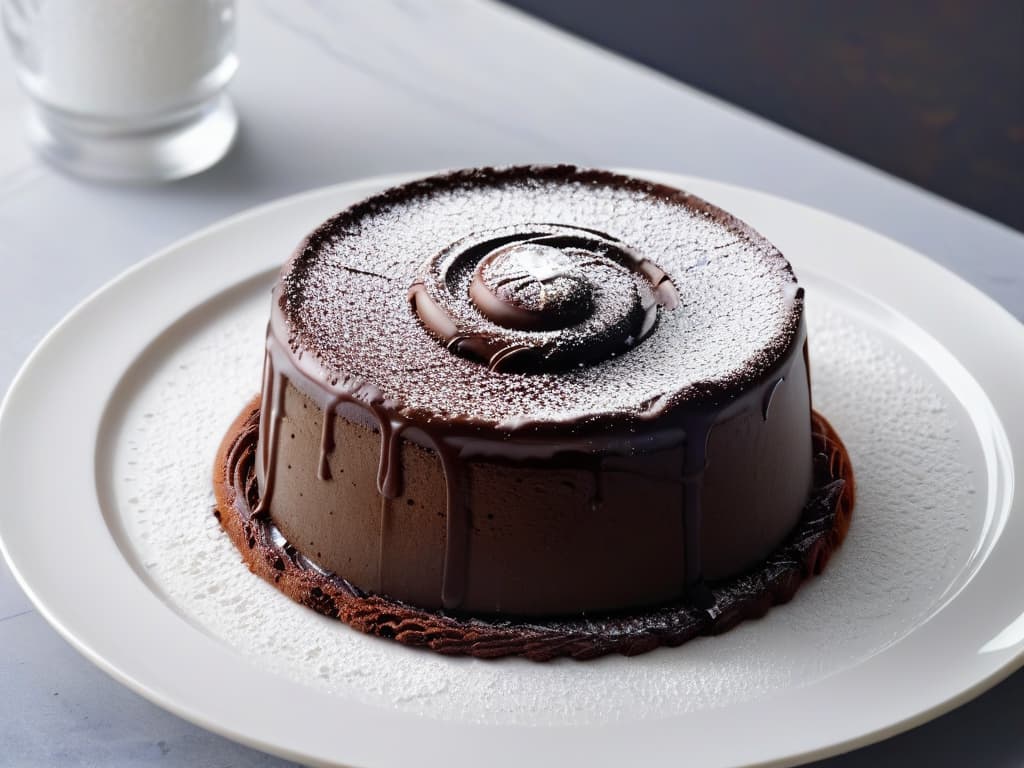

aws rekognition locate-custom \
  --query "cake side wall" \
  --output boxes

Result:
[260,344,813,617]
[700,340,813,579]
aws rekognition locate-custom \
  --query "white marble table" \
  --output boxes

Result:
[1,1,1021,765]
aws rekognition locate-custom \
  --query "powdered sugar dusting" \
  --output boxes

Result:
[282,168,800,423]
[104,279,984,727]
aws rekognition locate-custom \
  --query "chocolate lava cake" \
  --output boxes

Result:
[213,166,854,660]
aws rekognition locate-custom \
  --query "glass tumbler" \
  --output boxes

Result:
[2,0,238,182]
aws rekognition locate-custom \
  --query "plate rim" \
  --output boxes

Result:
[2,169,1022,768]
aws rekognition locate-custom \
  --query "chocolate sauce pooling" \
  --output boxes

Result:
[262,166,808,611]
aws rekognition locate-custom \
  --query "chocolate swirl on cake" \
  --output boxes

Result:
[409,224,679,372]
[247,166,818,620]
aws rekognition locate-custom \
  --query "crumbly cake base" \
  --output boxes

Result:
[213,396,855,661]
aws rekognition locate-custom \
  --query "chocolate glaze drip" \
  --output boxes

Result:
[408,223,680,373]
[215,402,854,660]
[803,337,813,407]
[316,396,339,480]
[372,411,405,499]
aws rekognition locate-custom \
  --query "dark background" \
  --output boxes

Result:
[501,0,1024,232]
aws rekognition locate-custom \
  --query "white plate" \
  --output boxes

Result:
[1,171,1022,768]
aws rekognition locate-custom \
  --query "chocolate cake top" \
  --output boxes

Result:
[277,165,802,429]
